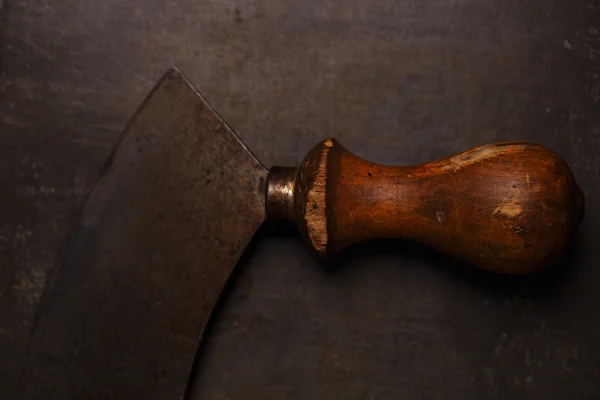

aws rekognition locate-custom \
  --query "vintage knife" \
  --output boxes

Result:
[20,69,584,399]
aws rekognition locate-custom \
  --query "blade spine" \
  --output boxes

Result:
[173,67,268,172]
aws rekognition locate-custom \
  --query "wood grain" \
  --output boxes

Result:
[286,140,584,273]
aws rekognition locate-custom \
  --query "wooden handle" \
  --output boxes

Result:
[266,139,584,274]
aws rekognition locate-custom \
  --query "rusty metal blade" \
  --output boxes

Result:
[20,69,267,399]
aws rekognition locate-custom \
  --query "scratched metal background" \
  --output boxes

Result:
[1,0,599,399]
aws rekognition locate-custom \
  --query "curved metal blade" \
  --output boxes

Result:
[20,69,267,399]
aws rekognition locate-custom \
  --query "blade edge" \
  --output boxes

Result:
[20,69,267,399]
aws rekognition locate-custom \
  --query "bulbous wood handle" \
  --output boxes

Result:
[266,139,584,274]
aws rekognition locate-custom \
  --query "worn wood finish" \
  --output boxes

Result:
[272,140,583,273]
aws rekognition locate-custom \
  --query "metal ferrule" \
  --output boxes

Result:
[265,167,297,222]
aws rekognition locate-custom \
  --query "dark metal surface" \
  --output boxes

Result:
[19,69,267,399]
[1,0,599,399]
[265,167,296,222]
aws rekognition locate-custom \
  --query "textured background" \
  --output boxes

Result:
[1,0,599,398]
